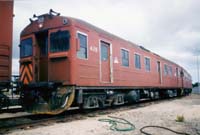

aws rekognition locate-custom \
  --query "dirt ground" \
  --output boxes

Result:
[5,94,200,135]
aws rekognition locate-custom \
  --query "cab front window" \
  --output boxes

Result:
[50,30,70,53]
[20,38,33,58]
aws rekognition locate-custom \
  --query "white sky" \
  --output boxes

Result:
[12,0,200,83]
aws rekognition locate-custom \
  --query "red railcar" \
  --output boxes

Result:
[0,1,13,83]
[0,0,17,109]
[20,10,192,114]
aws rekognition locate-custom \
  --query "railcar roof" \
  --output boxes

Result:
[70,17,138,45]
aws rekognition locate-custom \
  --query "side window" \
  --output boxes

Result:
[121,49,129,67]
[180,70,184,77]
[164,64,168,75]
[169,66,173,76]
[20,38,33,58]
[50,30,70,53]
[145,57,150,71]
[135,54,141,69]
[77,33,87,59]
[101,41,109,61]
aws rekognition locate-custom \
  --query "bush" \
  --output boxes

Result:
[175,115,185,122]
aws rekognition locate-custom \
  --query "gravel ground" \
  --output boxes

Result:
[5,94,200,135]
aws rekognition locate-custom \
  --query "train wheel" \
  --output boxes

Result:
[0,93,10,110]
[173,90,177,97]
[126,90,140,104]
[150,91,155,99]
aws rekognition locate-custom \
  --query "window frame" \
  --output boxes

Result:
[164,64,169,76]
[168,65,173,76]
[20,37,33,58]
[76,31,88,60]
[121,48,129,67]
[50,30,70,53]
[144,56,151,72]
[134,53,141,69]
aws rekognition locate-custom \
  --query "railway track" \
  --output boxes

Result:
[0,97,182,134]
[0,107,23,114]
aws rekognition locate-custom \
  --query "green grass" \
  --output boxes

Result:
[175,115,185,122]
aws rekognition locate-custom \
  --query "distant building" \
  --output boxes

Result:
[192,86,200,94]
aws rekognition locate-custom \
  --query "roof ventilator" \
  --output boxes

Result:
[49,9,60,16]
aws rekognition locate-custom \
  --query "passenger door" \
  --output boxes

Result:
[35,31,49,82]
[100,41,111,83]
[180,69,184,88]
[157,61,162,84]
[176,67,179,86]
